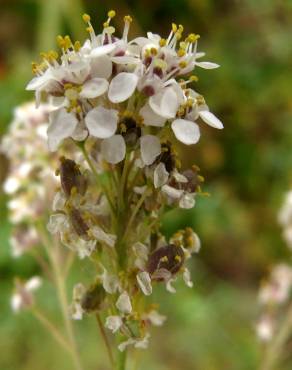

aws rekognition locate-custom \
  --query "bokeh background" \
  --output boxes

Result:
[0,0,292,369]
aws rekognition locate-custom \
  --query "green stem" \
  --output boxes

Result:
[117,349,127,370]
[32,307,73,355]
[96,313,115,369]
[260,302,292,370]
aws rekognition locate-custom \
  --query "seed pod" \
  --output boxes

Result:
[68,207,89,240]
[147,244,185,277]
[81,284,105,312]
[59,158,87,197]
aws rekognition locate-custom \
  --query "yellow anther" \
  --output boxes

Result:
[190,75,199,82]
[171,23,177,33]
[124,15,133,23]
[175,255,182,262]
[87,26,94,33]
[186,98,194,107]
[82,13,91,23]
[105,26,115,35]
[108,10,116,18]
[160,256,168,263]
[179,61,187,68]
[120,123,127,133]
[56,35,65,48]
[64,83,73,89]
[76,106,82,114]
[178,24,184,32]
[103,22,109,28]
[63,35,72,50]
[179,41,187,49]
[150,47,158,55]
[159,38,167,47]
[198,175,205,182]
[187,33,200,43]
[186,236,194,247]
[74,41,81,51]
[177,49,186,57]
[176,32,182,41]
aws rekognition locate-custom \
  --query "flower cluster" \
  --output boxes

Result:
[256,191,292,342]
[23,10,223,356]
[1,102,57,257]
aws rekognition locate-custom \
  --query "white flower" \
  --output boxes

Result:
[118,333,150,352]
[11,276,42,313]
[116,291,132,314]
[136,271,152,296]
[143,310,167,326]
[256,315,274,342]
[105,315,123,333]
[69,283,86,320]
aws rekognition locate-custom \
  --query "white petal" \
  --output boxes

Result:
[139,103,166,127]
[161,185,183,199]
[140,135,161,165]
[183,268,194,288]
[47,213,67,234]
[179,193,196,209]
[171,119,200,145]
[91,226,116,247]
[116,291,132,314]
[90,55,112,79]
[101,269,120,294]
[108,72,138,103]
[85,106,118,139]
[11,293,22,313]
[149,87,179,119]
[199,110,224,129]
[195,61,220,69]
[136,272,152,296]
[79,78,108,99]
[111,56,141,64]
[90,43,116,58]
[144,310,166,326]
[25,276,42,291]
[47,108,78,151]
[101,135,126,164]
[105,315,123,333]
[154,163,169,188]
[166,278,177,293]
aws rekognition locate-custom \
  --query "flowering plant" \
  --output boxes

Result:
[257,191,292,370]
[5,10,223,370]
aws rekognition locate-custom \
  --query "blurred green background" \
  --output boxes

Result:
[0,0,292,369]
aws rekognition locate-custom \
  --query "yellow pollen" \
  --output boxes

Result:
[179,61,187,68]
[64,83,73,89]
[187,33,200,43]
[124,15,133,23]
[177,49,186,57]
[87,26,94,33]
[186,236,194,246]
[82,13,91,23]
[190,75,199,82]
[56,35,65,48]
[175,255,182,262]
[74,41,81,51]
[171,23,177,33]
[160,256,168,263]
[159,38,167,47]
[108,10,116,18]
[150,47,157,55]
